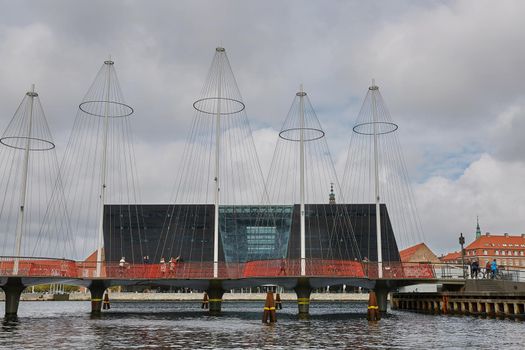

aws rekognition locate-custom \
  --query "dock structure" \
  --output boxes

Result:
[392,280,525,318]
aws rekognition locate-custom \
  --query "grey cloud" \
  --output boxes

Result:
[1,0,525,255]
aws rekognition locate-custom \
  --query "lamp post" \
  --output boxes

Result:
[459,232,466,279]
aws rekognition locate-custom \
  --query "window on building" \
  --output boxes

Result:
[483,250,487,255]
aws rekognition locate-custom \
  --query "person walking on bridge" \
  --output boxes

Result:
[119,257,126,277]
[160,257,166,275]
[470,260,479,279]
[485,261,491,279]
[490,259,498,279]
[169,257,176,275]
[278,259,286,275]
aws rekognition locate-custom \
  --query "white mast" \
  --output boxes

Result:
[213,47,224,278]
[298,85,306,276]
[370,80,383,278]
[96,59,113,278]
[13,84,36,275]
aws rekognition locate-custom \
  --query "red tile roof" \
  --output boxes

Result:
[399,242,440,263]
[85,249,103,262]
[466,234,525,250]
[399,243,426,262]
[441,251,461,261]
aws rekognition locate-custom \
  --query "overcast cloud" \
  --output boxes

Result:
[1,0,524,255]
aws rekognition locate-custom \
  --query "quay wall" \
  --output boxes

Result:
[392,281,525,318]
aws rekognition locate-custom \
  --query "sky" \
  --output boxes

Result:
[1,0,525,255]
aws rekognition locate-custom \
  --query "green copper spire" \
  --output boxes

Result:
[475,216,481,240]
[329,182,336,204]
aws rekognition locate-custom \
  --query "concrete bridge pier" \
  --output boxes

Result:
[2,278,25,318]
[375,288,389,313]
[206,281,224,315]
[88,281,108,314]
[294,278,312,317]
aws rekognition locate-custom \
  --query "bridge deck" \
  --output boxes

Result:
[1,257,435,281]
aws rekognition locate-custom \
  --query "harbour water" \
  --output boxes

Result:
[0,301,523,349]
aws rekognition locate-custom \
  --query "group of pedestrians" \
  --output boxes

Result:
[117,255,183,277]
[470,259,499,279]
[159,256,182,275]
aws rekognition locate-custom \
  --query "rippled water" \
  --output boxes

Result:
[0,300,523,349]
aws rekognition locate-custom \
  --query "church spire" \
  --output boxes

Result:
[329,182,336,204]
[475,216,481,240]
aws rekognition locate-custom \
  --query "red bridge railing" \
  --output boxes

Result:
[243,259,366,278]
[363,262,435,279]
[0,256,437,280]
[0,257,79,278]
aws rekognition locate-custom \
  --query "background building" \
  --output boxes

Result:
[400,243,440,263]
[464,232,525,269]
[440,251,461,264]
[439,219,525,270]
[102,204,402,264]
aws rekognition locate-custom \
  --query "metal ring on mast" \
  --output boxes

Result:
[0,136,55,151]
[193,97,245,115]
[79,100,134,118]
[352,121,398,135]
[278,127,325,142]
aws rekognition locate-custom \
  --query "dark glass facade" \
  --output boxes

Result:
[342,203,400,262]
[103,203,400,264]
[220,206,293,262]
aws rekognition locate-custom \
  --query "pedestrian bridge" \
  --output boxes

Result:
[3,256,524,318]
[1,256,436,283]
[1,256,478,317]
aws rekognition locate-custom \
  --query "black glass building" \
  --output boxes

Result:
[103,204,400,264]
